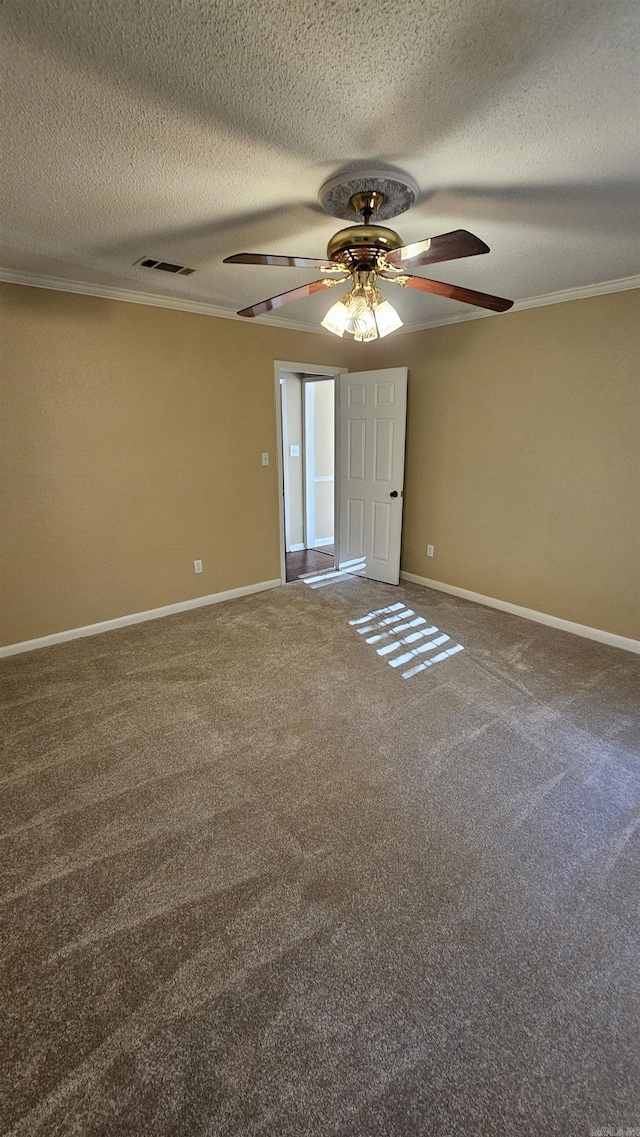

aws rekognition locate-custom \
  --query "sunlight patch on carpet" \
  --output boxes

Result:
[349,602,464,679]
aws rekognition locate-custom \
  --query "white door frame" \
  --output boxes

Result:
[303,376,336,553]
[274,360,347,586]
[280,376,303,554]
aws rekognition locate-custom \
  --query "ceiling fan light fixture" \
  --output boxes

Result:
[322,286,377,340]
[322,282,403,342]
[321,288,371,338]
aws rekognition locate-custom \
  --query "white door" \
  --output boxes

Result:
[337,367,408,585]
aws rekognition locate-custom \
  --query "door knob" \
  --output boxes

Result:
[389,490,398,498]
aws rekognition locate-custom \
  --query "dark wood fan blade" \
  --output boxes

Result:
[385,229,490,268]
[395,275,513,312]
[238,278,347,318]
[224,252,338,269]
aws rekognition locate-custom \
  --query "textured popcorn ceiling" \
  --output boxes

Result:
[1,0,639,331]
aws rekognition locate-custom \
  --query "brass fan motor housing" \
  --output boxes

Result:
[327,224,403,267]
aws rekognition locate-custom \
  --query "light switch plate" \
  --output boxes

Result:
[261,452,270,466]
[427,545,434,557]
[290,444,300,457]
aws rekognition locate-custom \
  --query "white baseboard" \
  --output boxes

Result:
[287,543,305,552]
[400,572,640,655]
[315,538,335,548]
[0,579,281,658]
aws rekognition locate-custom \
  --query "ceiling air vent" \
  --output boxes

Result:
[134,257,195,275]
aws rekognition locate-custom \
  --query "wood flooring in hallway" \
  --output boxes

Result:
[285,546,334,582]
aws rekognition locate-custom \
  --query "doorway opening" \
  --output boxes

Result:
[274,361,345,585]
[275,362,408,588]
[282,372,335,581]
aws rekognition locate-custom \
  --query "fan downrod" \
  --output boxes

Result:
[350,190,385,225]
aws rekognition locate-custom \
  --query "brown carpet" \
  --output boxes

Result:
[1,576,639,1136]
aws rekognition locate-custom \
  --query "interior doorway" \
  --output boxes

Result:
[274,361,346,585]
[282,372,335,582]
[275,362,408,588]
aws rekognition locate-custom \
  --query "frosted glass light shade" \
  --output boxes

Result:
[350,300,378,341]
[374,299,403,338]
[353,307,379,341]
[321,300,349,336]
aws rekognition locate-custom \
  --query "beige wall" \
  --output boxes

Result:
[368,289,640,640]
[1,282,638,647]
[0,283,357,646]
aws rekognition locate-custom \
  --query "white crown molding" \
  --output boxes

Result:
[398,274,640,335]
[0,267,322,335]
[1,266,638,337]
[400,571,640,655]
[0,578,281,658]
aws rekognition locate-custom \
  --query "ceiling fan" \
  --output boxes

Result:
[223,171,513,341]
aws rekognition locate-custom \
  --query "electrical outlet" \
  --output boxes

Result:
[289,444,300,458]
[194,559,203,574]
[427,545,434,557]
[261,452,270,466]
